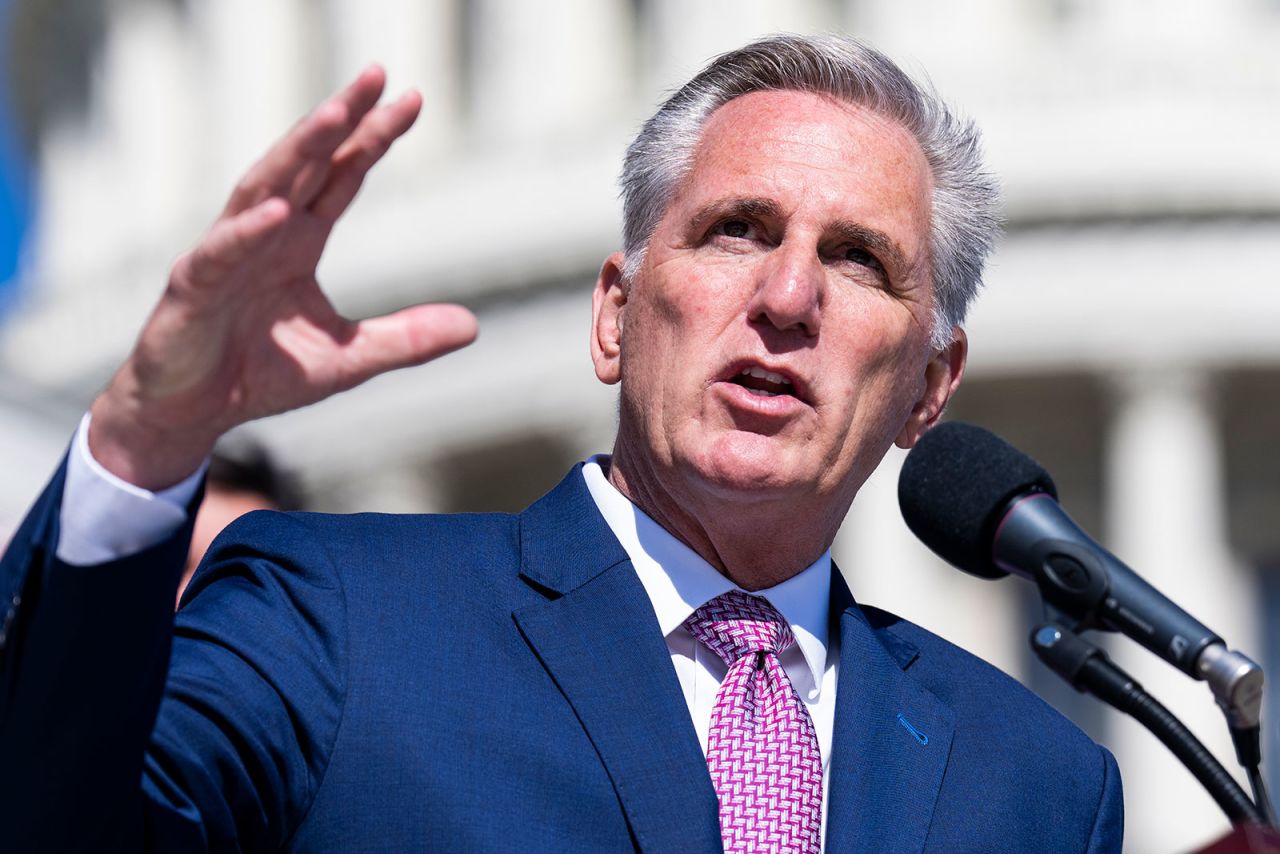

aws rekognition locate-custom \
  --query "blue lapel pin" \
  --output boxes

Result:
[896,712,929,745]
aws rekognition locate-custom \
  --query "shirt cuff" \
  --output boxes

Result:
[55,412,208,566]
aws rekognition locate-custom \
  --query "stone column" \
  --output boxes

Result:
[467,0,631,143]
[95,1,196,253]
[189,0,314,187]
[1103,369,1255,852]
[324,0,461,164]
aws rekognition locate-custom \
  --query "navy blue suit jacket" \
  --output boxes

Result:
[0,462,1122,851]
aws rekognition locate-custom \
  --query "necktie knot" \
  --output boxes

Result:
[684,589,795,668]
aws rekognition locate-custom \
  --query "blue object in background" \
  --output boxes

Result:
[0,0,32,311]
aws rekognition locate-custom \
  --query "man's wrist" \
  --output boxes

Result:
[88,390,216,491]
[57,413,207,566]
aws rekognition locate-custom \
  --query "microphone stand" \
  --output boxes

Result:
[1029,621,1267,827]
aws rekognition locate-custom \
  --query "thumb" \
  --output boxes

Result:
[346,303,478,383]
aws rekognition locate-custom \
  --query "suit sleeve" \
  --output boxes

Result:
[0,457,194,848]
[0,464,347,852]
[1084,745,1125,854]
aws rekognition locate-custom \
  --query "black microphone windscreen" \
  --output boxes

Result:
[897,422,1058,579]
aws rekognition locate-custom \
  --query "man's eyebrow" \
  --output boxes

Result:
[688,197,784,227]
[828,221,914,276]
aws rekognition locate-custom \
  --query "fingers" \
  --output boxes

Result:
[222,66,388,218]
[343,303,479,387]
[309,90,423,223]
[181,196,291,286]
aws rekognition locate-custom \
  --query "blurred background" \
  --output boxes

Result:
[1,0,1278,850]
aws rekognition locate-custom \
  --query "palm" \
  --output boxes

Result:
[92,67,477,488]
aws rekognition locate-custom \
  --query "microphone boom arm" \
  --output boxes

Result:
[1030,622,1266,827]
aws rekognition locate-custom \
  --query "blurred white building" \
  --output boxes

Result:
[2,1,1279,850]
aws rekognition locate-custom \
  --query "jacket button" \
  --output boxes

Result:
[0,597,18,647]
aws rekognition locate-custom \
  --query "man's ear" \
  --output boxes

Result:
[895,326,967,449]
[590,252,628,385]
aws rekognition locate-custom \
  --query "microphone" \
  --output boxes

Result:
[896,423,1257,711]
[898,421,1271,817]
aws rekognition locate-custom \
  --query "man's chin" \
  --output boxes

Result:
[685,434,815,498]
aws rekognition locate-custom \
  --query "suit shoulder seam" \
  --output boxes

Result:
[276,513,353,848]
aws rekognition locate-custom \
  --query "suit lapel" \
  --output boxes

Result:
[825,574,955,854]
[512,469,721,854]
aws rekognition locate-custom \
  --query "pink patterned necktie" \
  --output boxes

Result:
[684,590,823,854]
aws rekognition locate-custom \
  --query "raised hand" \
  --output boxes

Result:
[88,66,478,490]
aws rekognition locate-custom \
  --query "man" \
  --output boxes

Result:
[181,441,302,602]
[0,35,1122,851]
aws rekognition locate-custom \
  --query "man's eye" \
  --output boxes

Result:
[845,246,885,275]
[718,219,751,239]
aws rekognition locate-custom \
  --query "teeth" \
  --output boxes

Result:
[745,387,781,397]
[739,366,790,386]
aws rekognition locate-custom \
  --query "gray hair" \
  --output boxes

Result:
[620,34,1000,348]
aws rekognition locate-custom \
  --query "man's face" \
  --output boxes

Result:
[593,89,964,533]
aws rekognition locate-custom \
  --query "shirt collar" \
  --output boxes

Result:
[581,455,831,696]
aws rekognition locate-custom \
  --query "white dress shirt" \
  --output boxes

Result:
[57,414,205,566]
[54,424,838,841]
[581,456,837,839]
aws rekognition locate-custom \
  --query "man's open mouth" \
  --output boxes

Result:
[730,366,797,398]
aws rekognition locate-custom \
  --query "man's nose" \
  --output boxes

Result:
[746,243,824,336]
